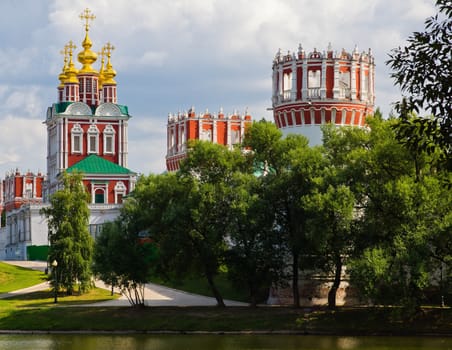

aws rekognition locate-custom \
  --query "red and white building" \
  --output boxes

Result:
[272,44,375,144]
[166,107,252,171]
[0,9,136,260]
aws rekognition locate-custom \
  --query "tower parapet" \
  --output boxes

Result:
[272,44,375,144]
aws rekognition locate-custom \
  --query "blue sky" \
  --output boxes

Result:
[0,0,436,176]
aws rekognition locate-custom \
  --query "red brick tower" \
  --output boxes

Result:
[271,44,375,144]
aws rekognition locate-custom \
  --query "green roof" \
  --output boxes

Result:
[118,104,129,115]
[66,155,135,175]
[54,102,130,116]
[55,102,73,113]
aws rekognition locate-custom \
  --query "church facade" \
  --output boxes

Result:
[0,9,136,260]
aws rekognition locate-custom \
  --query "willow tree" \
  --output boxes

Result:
[41,171,93,294]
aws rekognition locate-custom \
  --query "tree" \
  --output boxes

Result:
[348,116,452,310]
[225,172,285,307]
[172,140,249,307]
[93,220,159,307]
[41,171,93,295]
[387,0,452,168]
[244,120,324,307]
[311,123,373,308]
[303,185,356,309]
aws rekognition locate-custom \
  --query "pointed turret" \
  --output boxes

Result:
[101,42,117,103]
[62,41,80,102]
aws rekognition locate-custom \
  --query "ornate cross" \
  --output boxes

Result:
[104,42,115,58]
[66,40,77,58]
[80,8,95,32]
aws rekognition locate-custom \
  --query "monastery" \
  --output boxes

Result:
[0,9,374,265]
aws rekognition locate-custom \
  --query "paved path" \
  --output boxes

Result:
[1,260,247,307]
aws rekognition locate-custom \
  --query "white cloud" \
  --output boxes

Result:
[0,0,438,176]
[0,117,46,174]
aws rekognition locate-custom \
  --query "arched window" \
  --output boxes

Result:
[103,124,115,155]
[94,189,105,204]
[114,181,127,204]
[339,71,351,98]
[283,71,292,100]
[201,128,211,141]
[87,124,99,154]
[308,70,320,98]
[71,123,84,154]
[308,70,320,88]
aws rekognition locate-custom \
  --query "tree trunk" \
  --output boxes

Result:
[206,272,226,307]
[292,251,300,308]
[328,256,342,309]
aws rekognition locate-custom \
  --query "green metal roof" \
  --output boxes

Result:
[54,102,130,116]
[117,104,129,115]
[54,102,73,113]
[66,155,135,175]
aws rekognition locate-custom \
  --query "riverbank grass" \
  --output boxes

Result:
[0,290,451,334]
[0,262,47,293]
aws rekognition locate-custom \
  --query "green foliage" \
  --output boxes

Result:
[387,0,452,167]
[93,220,159,307]
[244,120,324,307]
[225,172,285,306]
[349,116,452,309]
[40,171,93,295]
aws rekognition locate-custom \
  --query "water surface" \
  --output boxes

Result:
[0,334,451,350]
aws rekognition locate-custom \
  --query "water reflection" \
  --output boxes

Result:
[0,334,451,350]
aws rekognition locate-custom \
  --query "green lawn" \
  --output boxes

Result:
[0,262,47,293]
[1,262,451,334]
[150,273,250,303]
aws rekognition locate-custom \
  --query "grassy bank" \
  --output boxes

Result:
[1,289,451,334]
[1,263,451,334]
[0,262,47,293]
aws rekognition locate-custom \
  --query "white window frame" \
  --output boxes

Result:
[103,124,116,155]
[71,123,84,154]
[87,124,99,154]
[114,181,127,204]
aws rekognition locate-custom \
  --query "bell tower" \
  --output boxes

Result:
[45,8,136,206]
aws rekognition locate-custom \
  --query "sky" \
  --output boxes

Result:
[0,0,437,177]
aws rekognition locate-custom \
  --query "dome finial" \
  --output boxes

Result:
[98,46,106,89]
[64,40,79,84]
[102,42,117,85]
[77,8,98,73]
[80,8,96,33]
[58,44,69,87]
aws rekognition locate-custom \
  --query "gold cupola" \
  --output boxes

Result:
[58,45,68,88]
[77,8,98,74]
[98,47,106,89]
[64,41,79,84]
[102,42,117,85]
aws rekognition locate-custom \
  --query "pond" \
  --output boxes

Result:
[0,334,451,350]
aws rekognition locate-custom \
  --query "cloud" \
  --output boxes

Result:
[0,0,438,176]
[0,116,46,173]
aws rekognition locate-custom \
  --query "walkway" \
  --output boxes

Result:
[1,260,247,307]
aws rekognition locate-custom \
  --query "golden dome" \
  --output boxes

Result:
[77,8,98,74]
[77,33,98,74]
[102,42,117,85]
[64,41,79,84]
[58,46,68,88]
[98,48,106,89]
